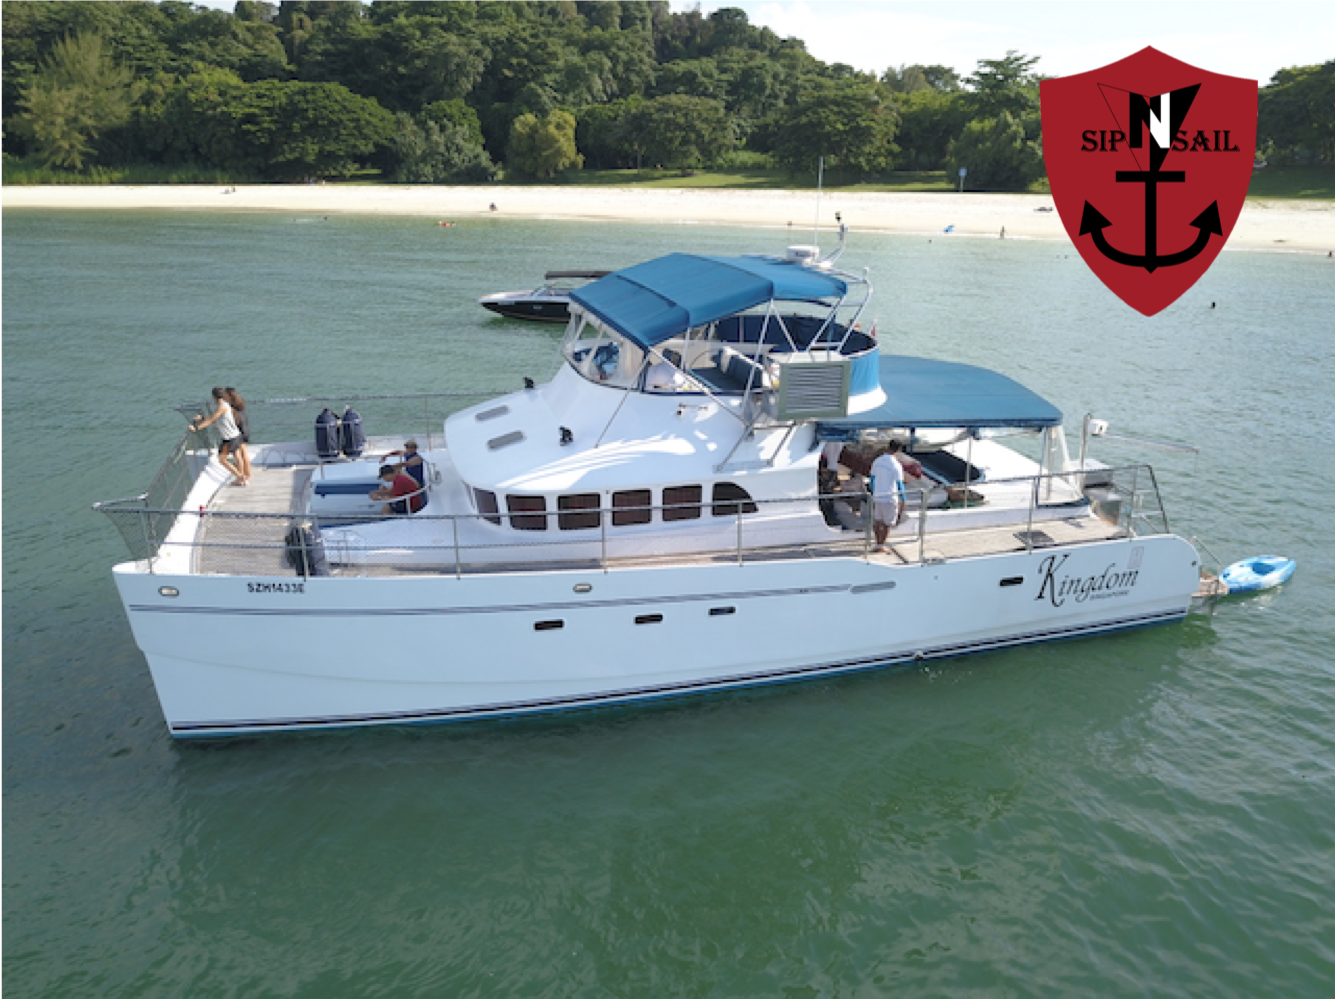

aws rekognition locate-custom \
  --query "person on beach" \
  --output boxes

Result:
[384,439,426,487]
[870,441,906,551]
[370,464,426,515]
[224,387,252,483]
[190,387,248,485]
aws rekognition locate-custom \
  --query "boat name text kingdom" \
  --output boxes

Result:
[1035,553,1139,607]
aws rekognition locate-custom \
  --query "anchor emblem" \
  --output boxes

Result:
[1080,200,1221,273]
[1077,83,1221,273]
[1039,48,1257,316]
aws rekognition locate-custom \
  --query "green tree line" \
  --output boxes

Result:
[3,1,1330,188]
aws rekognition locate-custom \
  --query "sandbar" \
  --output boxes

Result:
[4,184,1332,252]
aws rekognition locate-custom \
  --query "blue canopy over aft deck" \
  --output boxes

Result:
[817,355,1063,439]
[570,253,850,350]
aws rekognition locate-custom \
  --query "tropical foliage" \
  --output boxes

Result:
[2,2,1328,187]
[1257,61,1335,165]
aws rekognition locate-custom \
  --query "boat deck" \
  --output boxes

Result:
[194,463,312,576]
[190,462,1128,577]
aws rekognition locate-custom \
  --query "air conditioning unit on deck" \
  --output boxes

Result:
[771,353,851,420]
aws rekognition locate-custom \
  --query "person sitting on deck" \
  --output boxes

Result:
[370,464,426,515]
[384,439,426,487]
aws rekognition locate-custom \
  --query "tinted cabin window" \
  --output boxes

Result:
[711,482,757,517]
[662,485,703,522]
[558,493,601,530]
[612,489,652,526]
[506,494,547,531]
[474,488,501,525]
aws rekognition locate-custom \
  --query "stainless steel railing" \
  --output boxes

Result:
[97,463,1171,575]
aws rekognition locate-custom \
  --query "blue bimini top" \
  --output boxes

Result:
[817,355,1064,438]
[570,254,850,350]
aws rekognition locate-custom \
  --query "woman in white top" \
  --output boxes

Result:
[190,387,248,484]
[224,387,252,483]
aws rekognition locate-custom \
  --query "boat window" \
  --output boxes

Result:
[662,485,703,522]
[506,495,547,531]
[612,489,652,526]
[474,488,501,525]
[557,493,601,530]
[711,482,758,517]
[562,317,645,389]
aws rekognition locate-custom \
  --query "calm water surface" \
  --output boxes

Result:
[4,209,1334,998]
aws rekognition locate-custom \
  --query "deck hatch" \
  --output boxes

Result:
[476,405,510,422]
[488,431,525,450]
[1014,530,1055,548]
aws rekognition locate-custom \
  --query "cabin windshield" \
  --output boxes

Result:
[562,316,645,389]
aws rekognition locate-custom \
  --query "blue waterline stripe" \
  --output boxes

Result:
[169,608,1187,735]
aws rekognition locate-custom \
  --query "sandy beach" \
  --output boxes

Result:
[4,184,1332,252]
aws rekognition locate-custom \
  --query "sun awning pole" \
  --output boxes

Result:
[594,356,649,448]
[965,434,974,509]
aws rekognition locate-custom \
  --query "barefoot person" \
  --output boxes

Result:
[190,387,247,484]
[224,387,252,484]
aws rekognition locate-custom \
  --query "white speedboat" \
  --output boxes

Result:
[478,269,611,322]
[98,240,1206,738]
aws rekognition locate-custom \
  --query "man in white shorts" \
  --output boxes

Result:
[870,441,906,551]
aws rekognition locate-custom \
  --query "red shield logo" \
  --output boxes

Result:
[1040,48,1257,316]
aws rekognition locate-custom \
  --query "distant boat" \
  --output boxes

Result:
[479,270,611,323]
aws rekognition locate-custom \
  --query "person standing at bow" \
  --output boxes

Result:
[190,387,247,485]
[224,387,252,484]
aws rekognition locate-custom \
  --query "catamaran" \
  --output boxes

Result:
[97,238,1207,737]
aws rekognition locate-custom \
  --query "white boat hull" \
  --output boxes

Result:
[115,534,1200,737]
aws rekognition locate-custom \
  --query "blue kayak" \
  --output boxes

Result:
[1220,556,1296,594]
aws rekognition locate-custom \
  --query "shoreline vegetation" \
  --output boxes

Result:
[5,183,1332,252]
[5,162,1334,199]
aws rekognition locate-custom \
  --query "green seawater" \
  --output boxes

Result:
[4,209,1334,998]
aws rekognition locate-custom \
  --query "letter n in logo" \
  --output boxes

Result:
[1040,48,1257,316]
